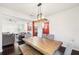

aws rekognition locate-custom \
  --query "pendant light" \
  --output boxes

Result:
[37,3,48,21]
[37,3,42,19]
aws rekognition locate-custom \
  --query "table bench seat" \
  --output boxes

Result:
[19,44,42,55]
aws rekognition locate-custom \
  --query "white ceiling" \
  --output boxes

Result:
[0,3,79,18]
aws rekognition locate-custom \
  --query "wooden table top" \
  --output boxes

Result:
[23,37,63,55]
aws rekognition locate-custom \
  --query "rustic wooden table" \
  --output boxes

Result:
[23,37,62,55]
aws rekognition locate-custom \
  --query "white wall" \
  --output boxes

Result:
[2,15,26,33]
[0,7,32,52]
[0,7,32,33]
[48,6,79,51]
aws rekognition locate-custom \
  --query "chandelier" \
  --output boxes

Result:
[37,3,48,21]
[37,3,42,19]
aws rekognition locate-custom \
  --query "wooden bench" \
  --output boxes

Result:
[19,44,42,55]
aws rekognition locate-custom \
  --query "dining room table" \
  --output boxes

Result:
[23,36,63,55]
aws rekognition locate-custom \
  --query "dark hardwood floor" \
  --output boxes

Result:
[2,43,22,55]
[71,50,79,55]
[58,46,79,55]
[1,43,79,55]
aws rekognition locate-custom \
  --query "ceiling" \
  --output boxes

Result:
[0,3,79,18]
